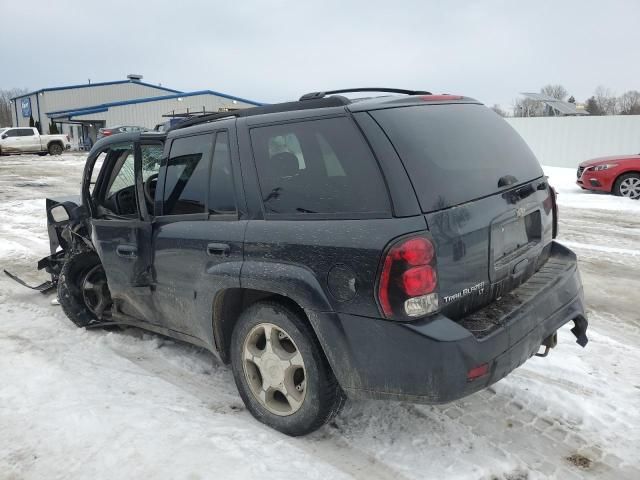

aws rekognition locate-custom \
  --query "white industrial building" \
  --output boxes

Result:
[10,75,262,148]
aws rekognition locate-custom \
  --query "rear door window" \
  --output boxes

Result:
[250,117,389,216]
[371,104,544,212]
[163,134,213,215]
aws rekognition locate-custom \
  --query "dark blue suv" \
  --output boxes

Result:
[38,89,588,435]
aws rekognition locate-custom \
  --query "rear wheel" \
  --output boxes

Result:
[48,143,63,155]
[230,301,345,436]
[58,251,112,327]
[613,173,640,199]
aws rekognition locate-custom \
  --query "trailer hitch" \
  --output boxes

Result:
[535,331,558,357]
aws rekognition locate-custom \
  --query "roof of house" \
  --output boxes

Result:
[47,90,264,120]
[11,79,183,100]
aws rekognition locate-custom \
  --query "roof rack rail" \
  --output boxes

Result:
[169,96,351,131]
[299,88,432,101]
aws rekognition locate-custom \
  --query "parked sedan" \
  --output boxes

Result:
[577,154,640,199]
[97,125,147,140]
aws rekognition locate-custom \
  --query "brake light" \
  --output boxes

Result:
[402,265,437,296]
[419,94,463,101]
[377,235,439,319]
[549,186,558,238]
[102,129,112,136]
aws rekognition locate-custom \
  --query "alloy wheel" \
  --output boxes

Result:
[81,264,112,319]
[619,177,640,199]
[242,322,307,416]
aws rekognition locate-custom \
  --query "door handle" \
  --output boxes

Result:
[206,243,230,257]
[116,245,138,258]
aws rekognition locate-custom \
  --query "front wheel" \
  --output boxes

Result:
[58,251,112,327]
[48,143,63,155]
[230,301,345,436]
[613,173,640,199]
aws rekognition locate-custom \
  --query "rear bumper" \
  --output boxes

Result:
[312,241,587,403]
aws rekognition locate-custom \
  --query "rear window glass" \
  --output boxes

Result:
[250,117,389,216]
[371,104,543,212]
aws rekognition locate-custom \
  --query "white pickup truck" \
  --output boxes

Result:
[0,127,71,156]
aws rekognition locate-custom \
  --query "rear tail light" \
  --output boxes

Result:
[377,234,439,320]
[549,186,558,238]
[102,129,112,136]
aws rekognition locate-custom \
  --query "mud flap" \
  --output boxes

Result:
[3,270,56,294]
[571,315,589,347]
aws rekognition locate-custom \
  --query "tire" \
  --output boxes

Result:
[48,143,63,156]
[613,173,640,199]
[230,301,345,436]
[58,251,112,327]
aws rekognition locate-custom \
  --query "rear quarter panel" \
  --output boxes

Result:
[242,216,428,316]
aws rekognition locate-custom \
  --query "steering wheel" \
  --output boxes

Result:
[144,173,159,206]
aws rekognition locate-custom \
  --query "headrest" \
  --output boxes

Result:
[270,152,300,179]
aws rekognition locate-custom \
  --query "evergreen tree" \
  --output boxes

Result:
[585,96,604,116]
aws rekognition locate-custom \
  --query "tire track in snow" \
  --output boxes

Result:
[109,334,411,480]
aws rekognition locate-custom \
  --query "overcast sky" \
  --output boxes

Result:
[1,0,639,110]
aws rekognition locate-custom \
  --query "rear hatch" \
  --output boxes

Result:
[370,103,555,323]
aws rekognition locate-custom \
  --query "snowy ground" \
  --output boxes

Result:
[1,154,639,480]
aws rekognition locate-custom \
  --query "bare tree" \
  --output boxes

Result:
[618,90,640,115]
[513,97,543,117]
[0,88,28,127]
[594,85,618,115]
[540,84,568,101]
[491,104,508,117]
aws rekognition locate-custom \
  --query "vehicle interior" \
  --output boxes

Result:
[91,142,163,218]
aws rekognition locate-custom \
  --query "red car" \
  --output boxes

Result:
[577,154,640,199]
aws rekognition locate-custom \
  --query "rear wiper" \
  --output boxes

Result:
[498,175,518,188]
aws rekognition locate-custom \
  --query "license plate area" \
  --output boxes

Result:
[490,210,541,281]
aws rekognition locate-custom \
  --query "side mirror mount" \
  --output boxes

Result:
[1,134,7,139]
[49,204,70,223]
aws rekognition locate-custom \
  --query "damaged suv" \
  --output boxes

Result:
[23,89,589,435]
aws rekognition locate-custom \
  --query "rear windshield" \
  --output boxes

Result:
[371,104,543,212]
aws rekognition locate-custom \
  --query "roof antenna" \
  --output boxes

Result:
[88,78,91,84]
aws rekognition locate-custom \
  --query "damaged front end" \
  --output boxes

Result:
[4,196,92,293]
